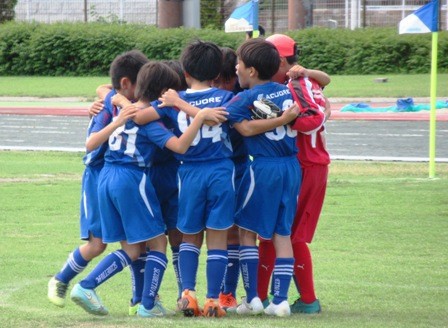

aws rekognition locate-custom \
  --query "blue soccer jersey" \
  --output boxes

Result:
[104,119,175,168]
[148,100,181,231]
[152,87,236,234]
[226,82,298,158]
[226,82,301,239]
[153,87,234,162]
[79,90,117,240]
[83,89,117,167]
[98,118,176,244]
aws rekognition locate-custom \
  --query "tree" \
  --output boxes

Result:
[0,0,17,23]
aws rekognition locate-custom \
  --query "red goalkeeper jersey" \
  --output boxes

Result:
[288,77,331,167]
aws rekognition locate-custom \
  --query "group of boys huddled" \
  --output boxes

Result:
[47,33,331,319]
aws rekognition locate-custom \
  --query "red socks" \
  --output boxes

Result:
[257,239,275,301]
[292,242,316,303]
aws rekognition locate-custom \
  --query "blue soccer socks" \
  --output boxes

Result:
[141,251,168,311]
[239,246,259,302]
[129,251,147,305]
[55,247,89,284]
[271,257,294,305]
[80,250,131,289]
[179,243,200,291]
[206,249,228,299]
[171,246,182,299]
[222,244,239,296]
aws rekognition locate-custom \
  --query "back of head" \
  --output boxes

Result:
[135,61,181,102]
[180,40,222,82]
[162,59,188,91]
[220,47,237,83]
[265,34,299,65]
[109,49,149,90]
[237,38,280,81]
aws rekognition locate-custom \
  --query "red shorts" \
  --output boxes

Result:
[291,165,328,244]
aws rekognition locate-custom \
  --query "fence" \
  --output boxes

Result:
[8,0,448,32]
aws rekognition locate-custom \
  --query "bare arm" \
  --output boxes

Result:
[323,97,331,121]
[165,108,228,154]
[111,93,161,125]
[287,65,331,87]
[233,103,299,137]
[88,99,104,118]
[85,104,139,152]
[159,89,200,117]
[96,84,113,100]
[159,89,225,126]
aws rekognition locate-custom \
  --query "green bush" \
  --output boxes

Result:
[0,22,446,76]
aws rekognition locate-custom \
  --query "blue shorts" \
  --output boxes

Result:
[150,159,180,231]
[98,164,166,244]
[177,159,235,234]
[80,165,103,240]
[235,156,301,240]
[233,157,250,197]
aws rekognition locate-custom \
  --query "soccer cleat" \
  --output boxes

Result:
[177,289,202,317]
[236,296,264,315]
[203,298,226,317]
[261,298,270,309]
[155,298,176,316]
[219,292,238,312]
[137,304,165,318]
[290,298,321,314]
[47,277,68,307]
[70,283,108,316]
[129,300,140,316]
[264,300,291,317]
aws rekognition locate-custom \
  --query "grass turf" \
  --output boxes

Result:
[0,151,447,327]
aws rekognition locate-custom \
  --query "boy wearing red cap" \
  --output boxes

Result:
[257,33,331,314]
[267,33,331,87]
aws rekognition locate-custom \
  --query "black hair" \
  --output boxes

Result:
[135,61,181,102]
[180,40,222,82]
[219,47,237,83]
[162,59,188,91]
[109,49,149,90]
[236,38,280,81]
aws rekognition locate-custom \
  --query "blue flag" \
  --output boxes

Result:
[225,0,258,33]
[399,0,439,34]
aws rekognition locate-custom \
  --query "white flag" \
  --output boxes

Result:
[399,0,439,34]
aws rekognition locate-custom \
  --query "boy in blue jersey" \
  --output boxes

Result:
[225,38,302,317]
[139,40,235,318]
[95,60,188,314]
[47,50,148,309]
[212,46,246,312]
[171,40,235,318]
[160,47,245,313]
[70,61,227,318]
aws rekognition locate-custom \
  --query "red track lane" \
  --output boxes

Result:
[0,104,448,121]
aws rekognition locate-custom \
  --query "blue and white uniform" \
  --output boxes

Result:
[149,100,180,231]
[79,90,116,240]
[94,111,175,244]
[226,82,302,239]
[153,87,235,234]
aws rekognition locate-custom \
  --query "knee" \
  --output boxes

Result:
[83,238,107,258]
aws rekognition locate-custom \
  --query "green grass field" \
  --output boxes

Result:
[0,74,447,99]
[1,151,447,327]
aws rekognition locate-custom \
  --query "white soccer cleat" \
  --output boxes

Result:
[264,300,291,317]
[236,296,264,315]
[47,277,68,307]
